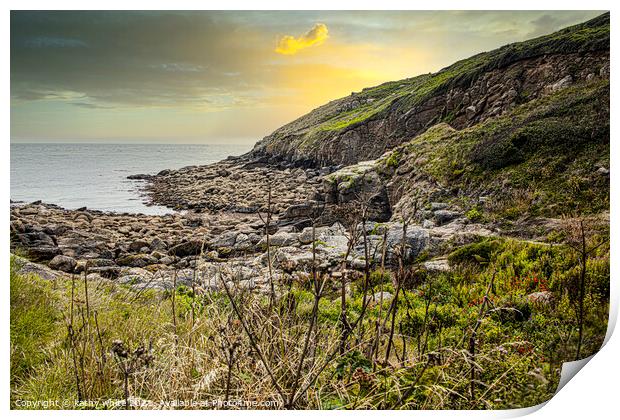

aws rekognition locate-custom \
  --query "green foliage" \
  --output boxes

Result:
[10,257,62,385]
[368,269,391,287]
[385,150,401,169]
[335,350,372,377]
[465,208,483,222]
[448,239,504,266]
[390,79,609,219]
[10,230,609,410]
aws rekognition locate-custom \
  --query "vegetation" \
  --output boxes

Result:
[10,212,609,409]
[377,79,609,221]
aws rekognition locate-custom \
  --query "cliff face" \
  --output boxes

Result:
[250,13,609,167]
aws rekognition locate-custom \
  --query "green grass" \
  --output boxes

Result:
[10,256,63,385]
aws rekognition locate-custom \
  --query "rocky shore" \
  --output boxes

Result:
[10,154,499,292]
[139,155,331,213]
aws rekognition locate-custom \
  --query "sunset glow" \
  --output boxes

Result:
[10,10,601,143]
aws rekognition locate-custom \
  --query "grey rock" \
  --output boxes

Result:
[546,75,573,93]
[169,240,204,257]
[160,256,175,265]
[527,291,553,305]
[150,237,167,251]
[433,210,460,225]
[210,231,239,248]
[384,223,430,264]
[422,258,450,273]
[422,219,435,229]
[466,105,477,119]
[49,255,77,273]
[116,253,158,268]
[260,231,299,247]
[129,239,149,252]
[371,291,394,303]
[430,202,449,211]
[280,202,320,220]
[26,246,61,261]
[298,226,328,245]
[19,261,61,280]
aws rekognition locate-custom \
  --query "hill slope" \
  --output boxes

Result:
[323,78,609,229]
[250,13,609,167]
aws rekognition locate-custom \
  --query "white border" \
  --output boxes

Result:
[3,1,617,419]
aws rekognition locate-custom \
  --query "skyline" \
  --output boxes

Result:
[11,10,603,144]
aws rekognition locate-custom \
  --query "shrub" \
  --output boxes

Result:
[448,239,504,266]
[466,208,483,222]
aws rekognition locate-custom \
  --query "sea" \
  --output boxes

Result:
[10,143,252,215]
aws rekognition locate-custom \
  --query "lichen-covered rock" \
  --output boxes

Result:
[383,223,430,264]
[422,258,450,273]
[433,210,461,225]
[259,231,299,247]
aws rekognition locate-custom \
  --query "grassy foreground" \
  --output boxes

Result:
[10,221,609,409]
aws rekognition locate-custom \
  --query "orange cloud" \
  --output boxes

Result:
[275,23,329,55]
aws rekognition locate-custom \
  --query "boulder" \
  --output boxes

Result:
[371,291,394,303]
[545,75,573,93]
[129,239,150,252]
[433,210,460,225]
[209,231,238,249]
[48,255,77,273]
[384,223,430,264]
[422,258,450,273]
[268,247,314,271]
[116,253,158,268]
[169,240,204,257]
[127,174,151,180]
[527,291,553,305]
[430,202,449,211]
[262,231,299,247]
[298,226,328,245]
[16,259,61,281]
[27,246,61,261]
[88,266,122,278]
[281,202,315,219]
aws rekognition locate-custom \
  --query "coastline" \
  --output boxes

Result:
[9,149,495,291]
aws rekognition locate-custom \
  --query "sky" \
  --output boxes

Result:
[10,10,603,144]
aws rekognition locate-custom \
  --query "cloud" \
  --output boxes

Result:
[10,11,603,142]
[24,36,88,48]
[70,102,115,109]
[149,63,206,73]
[275,23,328,55]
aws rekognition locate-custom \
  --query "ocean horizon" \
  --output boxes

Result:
[10,142,252,215]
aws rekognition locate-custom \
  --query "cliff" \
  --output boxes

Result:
[250,13,609,167]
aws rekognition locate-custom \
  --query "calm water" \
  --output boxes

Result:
[10,143,251,215]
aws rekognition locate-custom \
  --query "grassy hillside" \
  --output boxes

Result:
[375,79,609,222]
